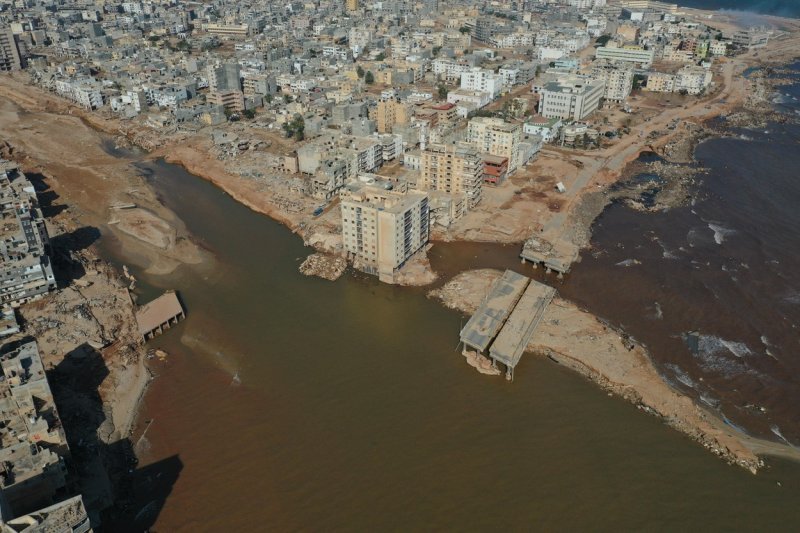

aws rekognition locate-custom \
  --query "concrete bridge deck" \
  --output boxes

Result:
[489,280,556,374]
[459,270,556,380]
[459,270,529,353]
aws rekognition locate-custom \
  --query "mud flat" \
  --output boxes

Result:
[0,85,208,276]
[430,269,800,472]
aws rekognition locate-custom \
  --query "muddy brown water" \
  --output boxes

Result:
[94,157,800,531]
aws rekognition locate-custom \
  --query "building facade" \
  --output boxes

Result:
[340,182,429,283]
[538,76,605,121]
[0,26,23,71]
[466,117,522,173]
[419,143,483,208]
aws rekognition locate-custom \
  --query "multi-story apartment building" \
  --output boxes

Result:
[466,117,522,173]
[645,67,711,94]
[675,66,713,95]
[595,45,655,67]
[207,62,243,112]
[0,162,56,308]
[53,79,104,110]
[590,62,635,103]
[374,98,410,134]
[460,68,504,99]
[419,143,483,208]
[538,76,605,121]
[709,40,728,56]
[201,23,249,37]
[208,89,245,112]
[645,71,676,92]
[0,26,23,71]
[340,182,429,283]
[349,28,372,54]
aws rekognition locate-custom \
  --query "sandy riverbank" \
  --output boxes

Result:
[429,269,800,471]
[0,83,209,276]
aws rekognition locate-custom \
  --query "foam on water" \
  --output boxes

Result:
[707,222,736,245]
[771,425,795,447]
[652,302,663,320]
[784,291,800,305]
[615,258,641,267]
[666,363,696,389]
[685,333,754,376]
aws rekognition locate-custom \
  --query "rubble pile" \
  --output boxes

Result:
[299,252,347,281]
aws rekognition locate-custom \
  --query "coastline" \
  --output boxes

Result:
[429,269,800,472]
[0,11,798,477]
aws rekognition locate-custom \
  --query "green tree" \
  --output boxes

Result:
[283,94,293,103]
[459,26,471,34]
[375,52,386,61]
[437,84,448,100]
[265,94,274,104]
[596,34,611,46]
[365,71,375,84]
[243,109,256,119]
[357,65,365,78]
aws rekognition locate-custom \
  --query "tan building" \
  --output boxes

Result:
[202,23,249,37]
[0,26,23,71]
[616,23,640,43]
[374,98,410,133]
[645,71,675,93]
[420,143,482,208]
[346,0,359,10]
[466,117,522,173]
[208,89,245,113]
[340,182,429,283]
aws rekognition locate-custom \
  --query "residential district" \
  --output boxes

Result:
[0,0,788,527]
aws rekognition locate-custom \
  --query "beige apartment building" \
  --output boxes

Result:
[466,117,522,173]
[0,26,22,71]
[208,89,245,112]
[340,182,429,284]
[420,143,483,208]
[374,98,410,133]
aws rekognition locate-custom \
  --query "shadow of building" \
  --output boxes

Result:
[48,343,182,530]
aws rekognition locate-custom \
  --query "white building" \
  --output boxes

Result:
[591,63,634,103]
[447,88,492,109]
[709,40,728,56]
[538,76,605,121]
[596,45,655,67]
[53,78,104,110]
[460,68,505,99]
[433,59,471,83]
[524,116,563,143]
[675,66,713,95]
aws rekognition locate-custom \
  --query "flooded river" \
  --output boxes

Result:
[99,159,800,531]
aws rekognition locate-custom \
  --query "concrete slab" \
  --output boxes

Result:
[459,270,529,352]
